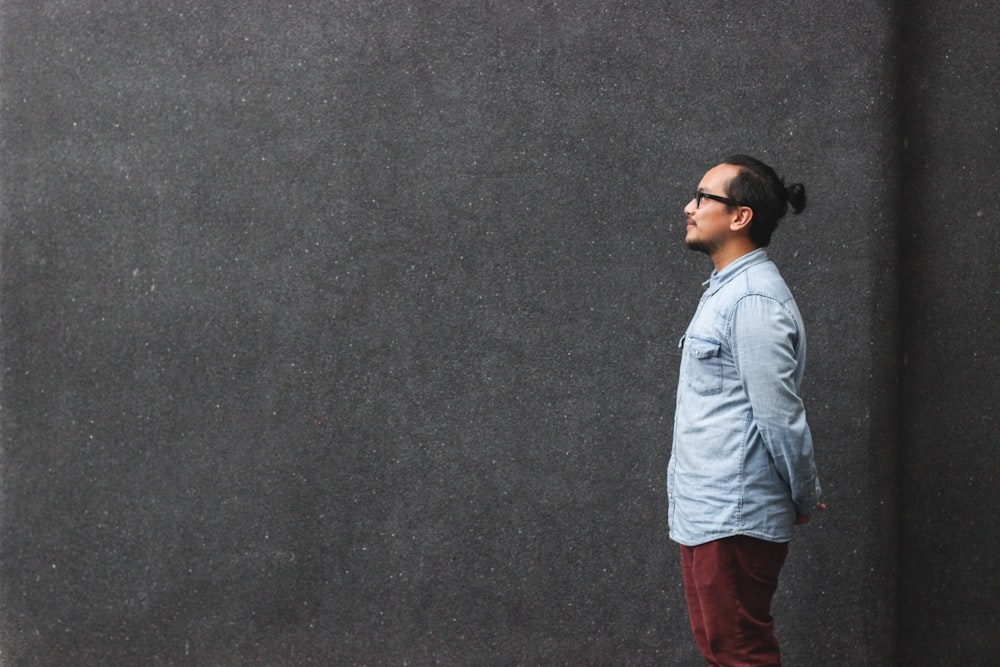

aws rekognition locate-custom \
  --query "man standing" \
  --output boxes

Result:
[668,155,822,666]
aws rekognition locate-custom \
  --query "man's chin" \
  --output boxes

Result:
[684,238,709,254]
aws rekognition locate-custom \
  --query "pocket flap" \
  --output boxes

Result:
[688,336,721,359]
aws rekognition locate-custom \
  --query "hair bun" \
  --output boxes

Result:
[786,182,806,214]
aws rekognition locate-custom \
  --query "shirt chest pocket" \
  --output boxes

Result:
[682,335,724,395]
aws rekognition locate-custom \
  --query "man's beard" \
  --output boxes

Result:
[684,237,711,255]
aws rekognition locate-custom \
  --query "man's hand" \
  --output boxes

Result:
[795,502,828,525]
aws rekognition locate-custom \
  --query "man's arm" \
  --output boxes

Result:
[730,294,821,515]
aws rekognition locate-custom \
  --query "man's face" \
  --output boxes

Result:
[683,163,741,256]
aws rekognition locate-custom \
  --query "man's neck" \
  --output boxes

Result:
[711,238,759,273]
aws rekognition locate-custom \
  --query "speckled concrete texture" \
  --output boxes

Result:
[896,2,1000,666]
[1,1,989,665]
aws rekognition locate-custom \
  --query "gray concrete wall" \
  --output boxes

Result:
[0,1,992,665]
[897,2,1000,665]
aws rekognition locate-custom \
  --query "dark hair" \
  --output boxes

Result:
[722,154,806,247]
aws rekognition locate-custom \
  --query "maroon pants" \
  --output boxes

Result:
[680,536,790,667]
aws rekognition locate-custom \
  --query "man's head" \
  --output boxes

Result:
[721,155,806,247]
[683,156,806,266]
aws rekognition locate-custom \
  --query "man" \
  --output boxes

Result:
[668,155,823,666]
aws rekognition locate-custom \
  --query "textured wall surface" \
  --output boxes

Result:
[897,2,1000,666]
[2,1,978,665]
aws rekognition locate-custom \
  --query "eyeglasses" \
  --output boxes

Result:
[695,191,744,209]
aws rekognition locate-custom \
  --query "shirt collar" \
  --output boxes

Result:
[702,248,769,291]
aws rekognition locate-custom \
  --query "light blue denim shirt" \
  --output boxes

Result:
[668,248,821,546]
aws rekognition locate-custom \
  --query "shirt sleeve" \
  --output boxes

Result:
[730,294,821,515]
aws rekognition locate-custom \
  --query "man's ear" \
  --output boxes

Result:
[730,206,754,232]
